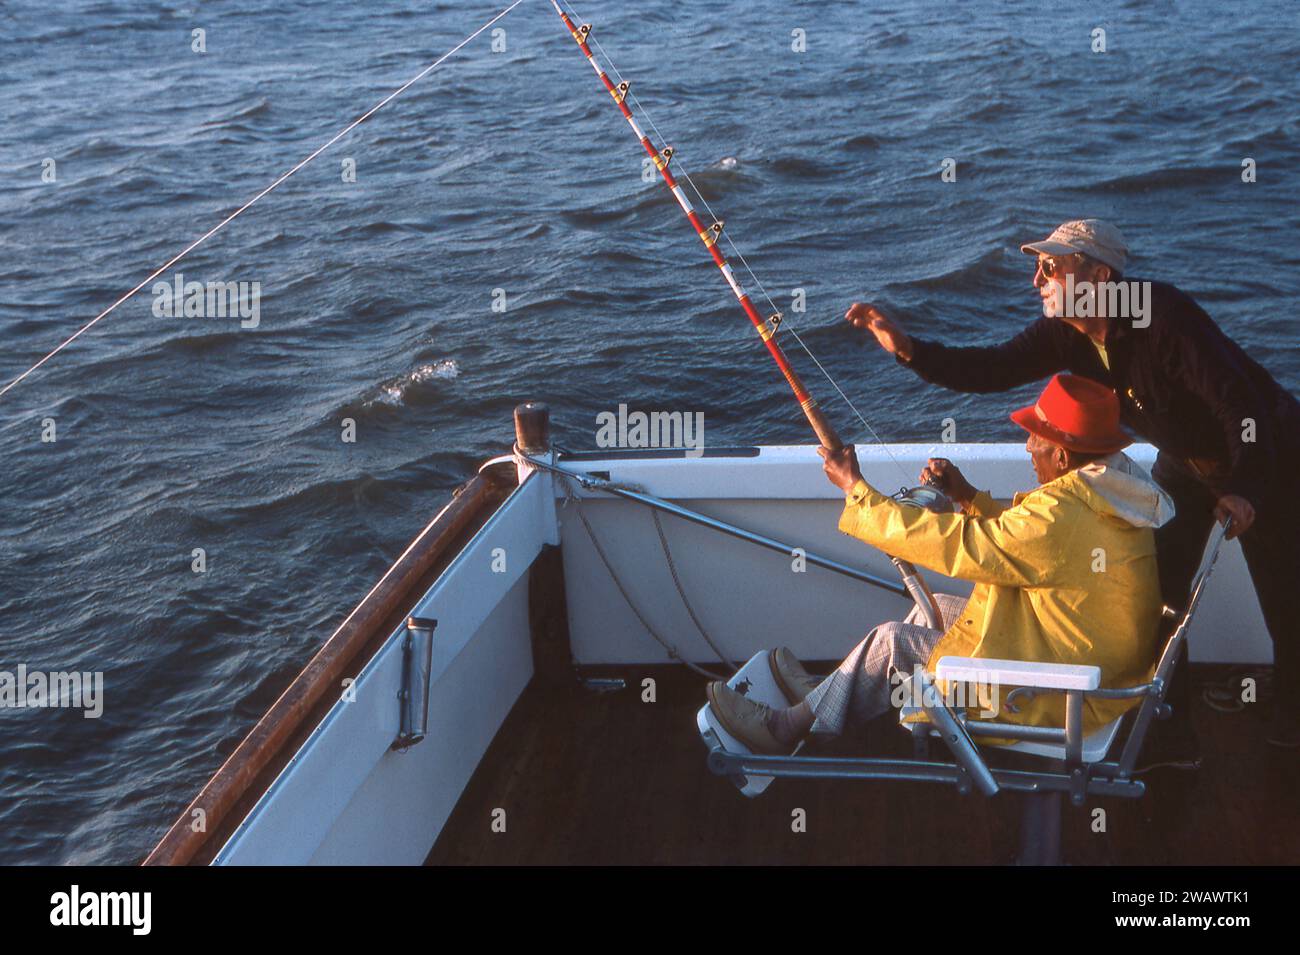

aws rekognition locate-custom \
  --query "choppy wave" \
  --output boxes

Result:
[904,246,1012,292]
[769,155,842,180]
[158,328,248,355]
[841,133,884,151]
[200,97,273,129]
[365,359,461,408]
[1084,164,1232,193]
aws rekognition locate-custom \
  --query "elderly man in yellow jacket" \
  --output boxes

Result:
[706,373,1175,754]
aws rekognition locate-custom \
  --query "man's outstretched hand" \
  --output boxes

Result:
[819,444,863,493]
[845,302,914,362]
[1214,494,1255,539]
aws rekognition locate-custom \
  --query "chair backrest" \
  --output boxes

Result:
[1116,519,1232,774]
[1149,519,1232,701]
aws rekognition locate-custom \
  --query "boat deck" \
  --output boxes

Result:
[426,666,1299,865]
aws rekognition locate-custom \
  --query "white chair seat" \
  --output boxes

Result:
[985,716,1124,763]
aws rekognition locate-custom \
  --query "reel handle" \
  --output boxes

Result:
[888,482,957,631]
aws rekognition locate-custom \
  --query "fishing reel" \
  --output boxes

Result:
[892,479,957,514]
[887,478,956,631]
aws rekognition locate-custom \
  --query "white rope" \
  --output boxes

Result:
[0,0,529,401]
[561,0,914,484]
[513,446,730,678]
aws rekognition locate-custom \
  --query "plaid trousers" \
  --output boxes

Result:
[804,592,969,737]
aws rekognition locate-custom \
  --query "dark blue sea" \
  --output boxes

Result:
[1,0,1297,863]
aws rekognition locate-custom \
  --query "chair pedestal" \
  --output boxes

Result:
[1016,791,1063,866]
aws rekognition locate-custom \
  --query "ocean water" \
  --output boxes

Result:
[1,0,1297,864]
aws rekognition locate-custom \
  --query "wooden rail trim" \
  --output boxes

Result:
[144,473,505,865]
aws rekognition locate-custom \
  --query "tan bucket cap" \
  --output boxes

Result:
[1021,219,1129,273]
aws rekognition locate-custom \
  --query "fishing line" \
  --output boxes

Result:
[559,0,915,485]
[0,0,528,401]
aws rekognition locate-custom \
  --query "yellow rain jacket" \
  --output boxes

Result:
[838,452,1174,733]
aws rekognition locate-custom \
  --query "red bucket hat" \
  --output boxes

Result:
[1010,374,1131,454]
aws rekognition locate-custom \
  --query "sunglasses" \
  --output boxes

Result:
[1038,254,1078,278]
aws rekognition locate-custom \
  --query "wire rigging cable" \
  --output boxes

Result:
[0,0,528,401]
[490,445,733,678]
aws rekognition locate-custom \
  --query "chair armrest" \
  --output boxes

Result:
[935,656,1101,691]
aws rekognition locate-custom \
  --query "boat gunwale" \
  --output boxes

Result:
[143,465,516,866]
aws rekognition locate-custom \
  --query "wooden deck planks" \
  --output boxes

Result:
[426,667,1299,866]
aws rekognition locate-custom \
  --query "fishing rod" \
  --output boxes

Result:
[549,2,951,629]
[548,0,843,452]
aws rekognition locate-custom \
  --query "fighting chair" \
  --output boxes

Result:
[698,521,1231,865]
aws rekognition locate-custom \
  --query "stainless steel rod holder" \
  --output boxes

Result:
[392,615,436,750]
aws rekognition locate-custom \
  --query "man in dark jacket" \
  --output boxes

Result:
[846,219,1300,750]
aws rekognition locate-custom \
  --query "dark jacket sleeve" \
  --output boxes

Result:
[1156,297,1277,504]
[903,317,1070,394]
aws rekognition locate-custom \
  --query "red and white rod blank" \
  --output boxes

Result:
[550,1,843,450]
